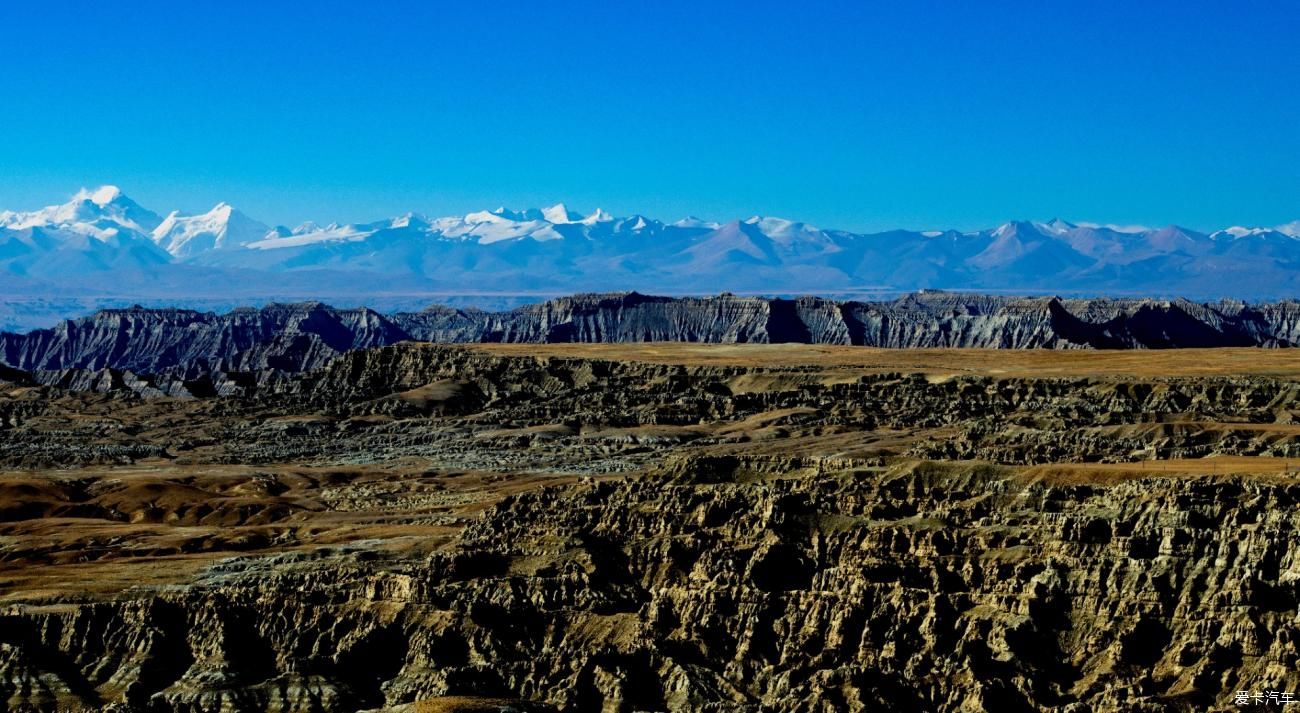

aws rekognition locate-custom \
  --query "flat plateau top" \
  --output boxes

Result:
[464,344,1300,378]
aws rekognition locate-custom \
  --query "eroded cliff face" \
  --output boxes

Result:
[0,302,405,379]
[2,460,1298,712]
[6,293,1300,388]
[2,345,1300,712]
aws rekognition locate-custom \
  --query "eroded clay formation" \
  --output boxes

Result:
[0,337,1298,711]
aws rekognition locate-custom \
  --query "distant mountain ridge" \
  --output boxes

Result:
[3,187,1300,303]
[5,293,1300,396]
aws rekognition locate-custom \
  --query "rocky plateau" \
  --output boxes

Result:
[0,334,1298,711]
[7,293,1300,399]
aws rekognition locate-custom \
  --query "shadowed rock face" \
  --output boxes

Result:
[9,460,1295,712]
[4,293,1300,389]
[1,344,1300,711]
[0,301,407,380]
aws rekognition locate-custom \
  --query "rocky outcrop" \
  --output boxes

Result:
[5,293,1300,388]
[2,460,1298,712]
[12,342,1300,468]
[0,302,407,379]
[400,292,1300,349]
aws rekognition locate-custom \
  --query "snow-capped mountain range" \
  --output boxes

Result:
[3,186,1300,301]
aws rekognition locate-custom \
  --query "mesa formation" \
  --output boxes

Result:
[1,335,1299,712]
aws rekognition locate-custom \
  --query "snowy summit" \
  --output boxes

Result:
[2,185,1300,299]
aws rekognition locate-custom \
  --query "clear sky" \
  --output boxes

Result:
[1,1,1296,232]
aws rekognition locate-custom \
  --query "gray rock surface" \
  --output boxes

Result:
[3,293,1300,388]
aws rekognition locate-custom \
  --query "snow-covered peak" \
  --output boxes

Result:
[1039,218,1076,235]
[1213,226,1268,239]
[72,185,124,206]
[989,220,1068,239]
[1,185,161,237]
[10,186,1300,289]
[485,207,543,222]
[1210,226,1299,241]
[672,216,720,229]
[991,221,1023,238]
[743,216,822,241]
[542,203,581,224]
[152,202,270,259]
[465,209,512,224]
[581,208,614,225]
[389,212,428,229]
[1074,221,1152,234]
[245,223,368,250]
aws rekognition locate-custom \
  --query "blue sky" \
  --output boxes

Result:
[1,1,1296,232]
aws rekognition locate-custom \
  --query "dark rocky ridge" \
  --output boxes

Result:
[3,293,1300,389]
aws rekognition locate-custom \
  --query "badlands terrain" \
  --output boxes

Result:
[1,334,1300,711]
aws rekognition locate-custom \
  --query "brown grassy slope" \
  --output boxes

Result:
[465,343,1300,378]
